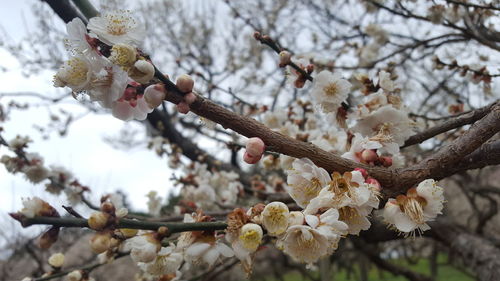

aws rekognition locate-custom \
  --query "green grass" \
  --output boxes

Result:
[262,255,474,281]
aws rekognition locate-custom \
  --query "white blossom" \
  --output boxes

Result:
[125,234,161,263]
[184,241,234,267]
[383,179,444,235]
[262,202,290,236]
[378,70,395,92]
[287,158,331,208]
[139,244,183,276]
[352,105,414,146]
[87,10,145,46]
[310,70,351,113]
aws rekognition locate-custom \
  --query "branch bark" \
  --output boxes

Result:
[17,216,228,234]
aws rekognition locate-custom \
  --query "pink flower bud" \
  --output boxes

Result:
[380,156,393,167]
[366,177,381,190]
[354,168,368,178]
[246,137,265,157]
[144,84,166,109]
[244,151,262,164]
[361,149,378,163]
[306,64,314,74]
[176,74,194,93]
[176,102,190,114]
[184,92,196,105]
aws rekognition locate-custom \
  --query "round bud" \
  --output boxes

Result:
[90,233,112,254]
[144,84,166,109]
[48,252,65,268]
[245,137,265,157]
[244,152,261,164]
[100,201,115,214]
[129,60,155,84]
[361,149,378,163]
[88,212,110,230]
[176,74,194,93]
[67,270,83,281]
[380,156,393,167]
[353,167,368,178]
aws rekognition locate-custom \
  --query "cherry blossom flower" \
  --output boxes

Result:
[87,10,145,46]
[352,105,414,146]
[310,70,351,113]
[65,18,100,58]
[125,234,162,263]
[184,241,234,267]
[108,43,137,68]
[138,244,183,276]
[262,202,290,236]
[383,179,444,235]
[378,70,396,92]
[287,158,331,208]
[280,224,330,266]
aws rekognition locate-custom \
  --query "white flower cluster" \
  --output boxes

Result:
[0,136,91,204]
[178,163,243,210]
[54,11,164,121]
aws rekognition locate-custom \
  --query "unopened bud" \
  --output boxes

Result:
[48,252,65,268]
[306,64,314,74]
[129,60,155,84]
[253,31,261,40]
[176,102,190,114]
[88,212,110,230]
[184,92,196,105]
[101,202,115,214]
[244,151,262,164]
[176,74,194,93]
[90,233,112,254]
[379,156,393,167]
[366,177,381,190]
[144,84,166,109]
[279,51,292,67]
[157,226,169,237]
[354,168,368,178]
[361,149,378,163]
[67,270,83,281]
[246,137,265,157]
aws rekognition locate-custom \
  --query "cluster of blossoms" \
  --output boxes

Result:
[176,162,244,210]
[0,135,95,204]
[8,8,452,281]
[53,10,196,121]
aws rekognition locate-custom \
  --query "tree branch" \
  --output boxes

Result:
[403,102,496,148]
[16,216,228,234]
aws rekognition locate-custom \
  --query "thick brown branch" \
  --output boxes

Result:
[403,102,496,148]
[393,103,500,194]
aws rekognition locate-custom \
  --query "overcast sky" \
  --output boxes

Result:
[0,0,178,251]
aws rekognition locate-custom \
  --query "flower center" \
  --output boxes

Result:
[240,230,261,250]
[400,196,427,225]
[105,12,135,36]
[324,82,340,97]
[268,207,286,223]
[53,58,90,89]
